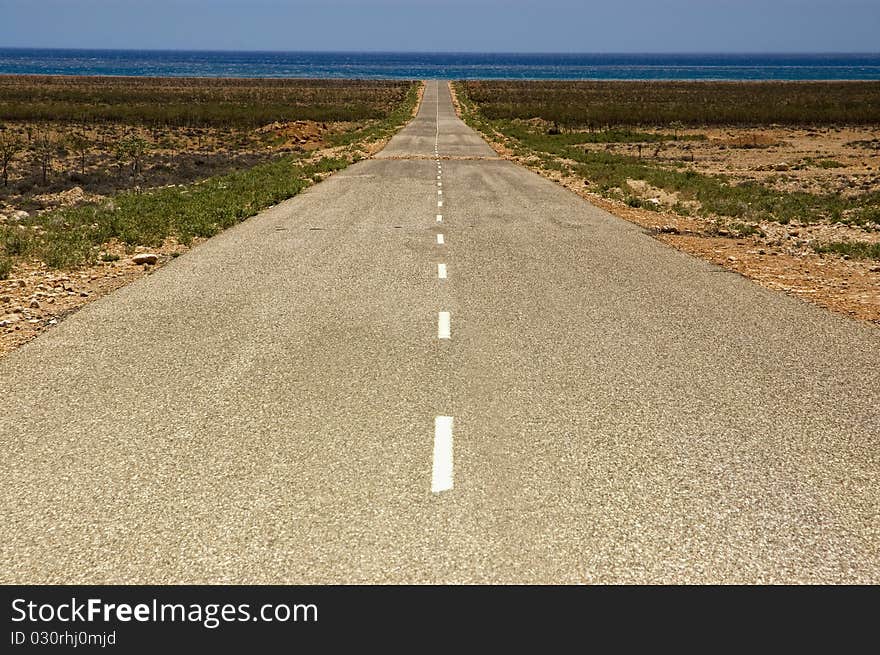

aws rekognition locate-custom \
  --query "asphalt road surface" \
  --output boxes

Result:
[1,81,877,584]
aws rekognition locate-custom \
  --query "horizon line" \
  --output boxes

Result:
[1,47,879,57]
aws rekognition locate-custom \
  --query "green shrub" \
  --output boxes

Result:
[814,241,880,259]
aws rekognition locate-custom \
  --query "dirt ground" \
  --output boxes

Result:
[0,83,425,358]
[0,119,342,217]
[448,86,880,325]
[594,125,880,198]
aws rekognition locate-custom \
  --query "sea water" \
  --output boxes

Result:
[0,49,878,80]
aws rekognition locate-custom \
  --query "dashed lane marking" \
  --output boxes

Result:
[432,416,453,493]
[438,312,451,339]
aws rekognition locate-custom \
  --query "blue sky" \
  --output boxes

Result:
[1,0,878,52]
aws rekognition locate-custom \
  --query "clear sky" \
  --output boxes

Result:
[1,0,878,53]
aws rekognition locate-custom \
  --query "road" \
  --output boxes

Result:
[1,81,878,584]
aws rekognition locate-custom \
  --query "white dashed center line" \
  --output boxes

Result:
[429,84,453,495]
[438,311,451,339]
[432,416,454,493]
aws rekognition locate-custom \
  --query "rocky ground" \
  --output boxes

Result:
[0,238,195,356]
[592,124,880,198]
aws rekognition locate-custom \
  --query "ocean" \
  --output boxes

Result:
[0,49,878,80]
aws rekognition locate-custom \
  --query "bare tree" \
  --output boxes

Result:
[68,131,91,176]
[33,132,55,185]
[0,131,24,187]
[670,121,685,141]
[114,135,150,186]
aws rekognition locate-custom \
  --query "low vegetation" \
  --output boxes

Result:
[0,76,413,127]
[813,241,880,260]
[459,80,880,129]
[1,155,348,271]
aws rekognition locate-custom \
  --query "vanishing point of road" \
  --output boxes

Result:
[1,82,877,584]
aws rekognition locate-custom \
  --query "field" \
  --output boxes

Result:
[0,77,414,203]
[453,81,880,322]
[0,76,420,355]
[0,75,413,126]
[459,80,880,127]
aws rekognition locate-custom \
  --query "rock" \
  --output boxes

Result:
[659,225,679,234]
[29,300,40,309]
[0,295,10,304]
[132,253,159,265]
[59,187,85,205]
[869,265,880,273]
[9,210,28,222]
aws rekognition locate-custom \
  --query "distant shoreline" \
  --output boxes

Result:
[1,50,878,81]
[3,73,880,86]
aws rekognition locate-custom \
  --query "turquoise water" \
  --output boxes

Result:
[1,49,878,80]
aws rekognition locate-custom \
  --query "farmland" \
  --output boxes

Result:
[453,81,880,322]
